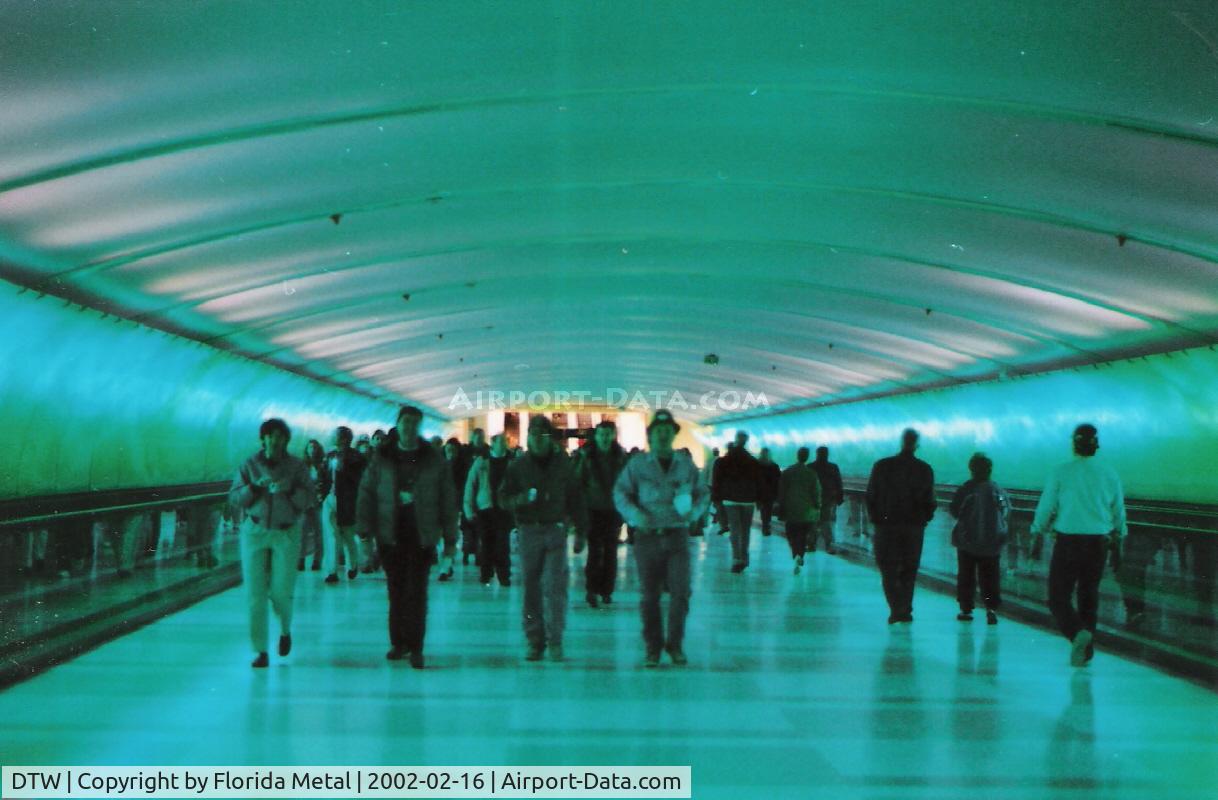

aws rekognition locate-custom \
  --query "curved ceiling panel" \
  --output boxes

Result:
[2,1,1217,420]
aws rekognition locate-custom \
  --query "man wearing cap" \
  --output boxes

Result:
[1031,423,1126,667]
[614,410,710,667]
[357,405,459,669]
[501,415,588,662]
[229,418,315,668]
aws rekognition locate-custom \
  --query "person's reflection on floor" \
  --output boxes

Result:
[1047,672,1098,790]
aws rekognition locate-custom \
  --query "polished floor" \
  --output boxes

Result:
[3,530,1216,799]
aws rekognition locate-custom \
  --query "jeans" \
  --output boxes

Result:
[634,529,692,653]
[519,523,569,648]
[725,504,754,566]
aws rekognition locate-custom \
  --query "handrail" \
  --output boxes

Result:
[840,481,1218,536]
[0,481,230,530]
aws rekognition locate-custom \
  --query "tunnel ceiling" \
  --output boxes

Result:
[2,2,1218,421]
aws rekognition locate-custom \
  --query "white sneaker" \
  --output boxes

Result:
[793,559,801,575]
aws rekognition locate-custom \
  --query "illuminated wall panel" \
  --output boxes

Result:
[0,282,427,498]
[707,347,1218,503]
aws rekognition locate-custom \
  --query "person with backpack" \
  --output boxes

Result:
[948,453,1010,624]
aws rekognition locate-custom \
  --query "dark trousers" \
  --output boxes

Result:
[758,501,774,535]
[382,540,433,653]
[585,509,621,598]
[725,504,754,566]
[460,511,479,561]
[635,529,692,653]
[956,550,1002,611]
[785,521,812,558]
[476,508,512,584]
[873,524,926,617]
[1048,534,1108,641]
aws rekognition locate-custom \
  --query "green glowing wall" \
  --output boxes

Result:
[0,281,436,499]
[710,348,1218,503]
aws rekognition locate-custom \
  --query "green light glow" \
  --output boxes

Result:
[0,281,429,498]
[711,348,1218,502]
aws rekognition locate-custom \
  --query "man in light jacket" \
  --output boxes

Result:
[614,410,710,667]
[1031,423,1126,667]
[229,418,314,668]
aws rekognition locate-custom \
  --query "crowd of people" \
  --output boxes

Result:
[228,412,1128,672]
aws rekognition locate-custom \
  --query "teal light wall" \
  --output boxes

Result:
[0,281,434,499]
[708,347,1218,503]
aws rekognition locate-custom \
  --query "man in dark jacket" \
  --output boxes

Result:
[575,420,629,607]
[865,428,936,624]
[323,426,366,585]
[356,405,459,669]
[756,448,781,536]
[712,432,762,573]
[501,415,588,662]
[811,446,844,554]
[778,447,822,573]
[229,418,314,668]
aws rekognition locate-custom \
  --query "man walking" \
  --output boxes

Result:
[712,432,762,573]
[811,446,844,554]
[463,433,515,586]
[229,418,314,668]
[357,405,459,669]
[575,420,629,607]
[777,447,822,574]
[501,416,587,662]
[1031,424,1126,666]
[757,448,781,536]
[323,426,365,585]
[865,429,936,624]
[614,410,709,667]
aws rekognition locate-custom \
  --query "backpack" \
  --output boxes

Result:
[954,481,1010,556]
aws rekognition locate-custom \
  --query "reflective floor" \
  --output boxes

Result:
[3,530,1216,799]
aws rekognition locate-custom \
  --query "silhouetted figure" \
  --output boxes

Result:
[866,428,936,624]
[713,431,762,573]
[949,453,1010,624]
[777,447,822,574]
[811,446,844,553]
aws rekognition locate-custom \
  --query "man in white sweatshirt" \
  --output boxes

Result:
[1031,423,1126,667]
